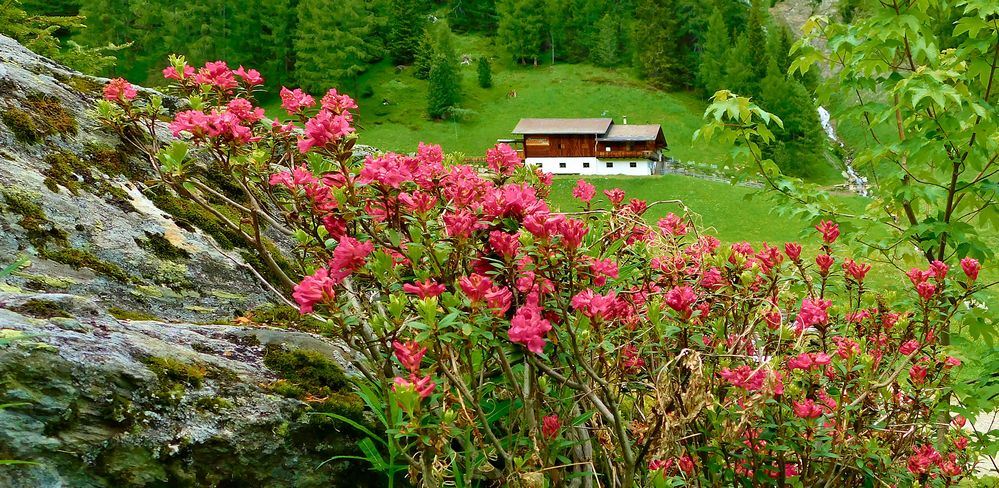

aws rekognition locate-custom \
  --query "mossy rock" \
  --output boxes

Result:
[83,142,145,180]
[25,93,76,137]
[147,189,246,250]
[42,150,91,195]
[107,307,160,321]
[10,299,72,319]
[1,108,39,144]
[0,188,68,248]
[41,247,133,283]
[135,231,190,261]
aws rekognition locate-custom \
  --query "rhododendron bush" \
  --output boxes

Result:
[96,58,992,487]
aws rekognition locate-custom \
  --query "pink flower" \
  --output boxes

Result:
[279,87,316,114]
[784,242,802,261]
[621,345,645,373]
[648,459,674,472]
[900,340,920,355]
[657,213,688,236]
[557,218,588,250]
[293,267,337,314]
[603,188,625,206]
[930,260,949,281]
[489,231,521,260]
[233,65,264,85]
[298,110,354,153]
[787,352,814,371]
[909,364,928,385]
[104,78,137,101]
[486,143,522,175]
[508,293,551,353]
[833,336,860,359]
[459,274,493,303]
[627,198,647,216]
[328,236,374,282]
[403,279,446,298]
[541,415,560,439]
[944,356,961,368]
[793,399,823,419]
[908,267,932,286]
[842,259,871,282]
[665,286,698,320]
[719,365,766,391]
[572,179,596,202]
[320,88,358,113]
[443,211,483,239]
[589,258,619,286]
[392,340,427,373]
[571,289,620,321]
[700,267,724,290]
[399,191,438,214]
[226,98,264,123]
[393,374,436,399]
[794,298,832,333]
[961,257,981,282]
[194,61,238,91]
[815,220,840,244]
[952,415,967,428]
[906,444,941,475]
[815,254,834,275]
[917,281,937,301]
[485,286,513,316]
[678,454,695,474]
[954,437,969,450]
[162,64,194,80]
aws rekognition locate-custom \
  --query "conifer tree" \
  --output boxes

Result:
[413,28,434,79]
[760,59,824,175]
[427,31,461,119]
[388,0,426,65]
[295,0,379,94]
[496,0,547,64]
[745,0,769,95]
[449,0,498,34]
[697,7,728,94]
[723,33,755,97]
[633,0,686,89]
[591,12,620,67]
[477,57,492,88]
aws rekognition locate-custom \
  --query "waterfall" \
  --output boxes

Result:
[818,106,870,197]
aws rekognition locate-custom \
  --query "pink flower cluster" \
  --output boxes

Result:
[104,78,137,102]
[392,340,435,400]
[508,293,552,353]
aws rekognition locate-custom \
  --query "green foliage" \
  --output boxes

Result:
[1,109,40,144]
[294,0,382,94]
[496,0,547,64]
[590,13,622,67]
[759,60,824,176]
[744,0,769,95]
[387,0,427,65]
[476,56,492,88]
[426,31,461,119]
[448,0,498,34]
[0,0,119,74]
[697,8,729,94]
[633,0,687,89]
[411,28,434,80]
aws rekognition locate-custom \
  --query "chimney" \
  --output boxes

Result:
[622,115,628,125]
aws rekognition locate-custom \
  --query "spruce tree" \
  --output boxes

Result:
[427,30,460,119]
[477,57,492,88]
[295,0,379,94]
[723,33,755,97]
[591,12,620,67]
[413,28,434,79]
[760,59,824,175]
[388,0,427,65]
[697,7,729,94]
[449,0,498,34]
[496,0,547,64]
[633,0,686,89]
[745,0,769,95]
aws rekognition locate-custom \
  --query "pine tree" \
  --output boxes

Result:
[634,0,687,89]
[697,7,728,94]
[760,59,824,175]
[388,0,427,65]
[768,23,793,77]
[295,0,380,94]
[413,28,434,79]
[477,57,492,88]
[590,12,620,67]
[745,0,769,95]
[723,33,755,97]
[496,0,547,64]
[449,0,498,34]
[427,31,461,119]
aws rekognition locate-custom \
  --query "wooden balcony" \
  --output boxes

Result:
[598,150,656,159]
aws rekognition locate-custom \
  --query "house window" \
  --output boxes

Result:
[605,147,611,152]
[629,162,637,168]
[606,162,613,168]
[583,162,590,168]
[559,162,567,168]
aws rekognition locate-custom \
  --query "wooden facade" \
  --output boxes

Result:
[513,118,667,160]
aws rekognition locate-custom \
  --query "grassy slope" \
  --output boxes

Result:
[264,35,732,165]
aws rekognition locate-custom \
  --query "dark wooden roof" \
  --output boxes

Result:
[512,118,613,135]
[597,124,664,142]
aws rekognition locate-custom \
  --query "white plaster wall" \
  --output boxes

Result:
[526,157,653,176]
